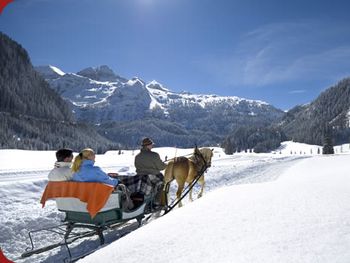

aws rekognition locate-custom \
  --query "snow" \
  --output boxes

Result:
[0,142,349,263]
[49,65,65,76]
[276,141,350,155]
[126,77,145,87]
[34,65,65,78]
[147,80,169,91]
[148,93,165,111]
[145,82,270,112]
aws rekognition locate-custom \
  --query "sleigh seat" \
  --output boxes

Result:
[41,181,147,226]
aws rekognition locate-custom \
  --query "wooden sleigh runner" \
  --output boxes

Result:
[20,181,158,262]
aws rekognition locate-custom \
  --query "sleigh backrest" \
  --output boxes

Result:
[55,192,121,212]
[41,181,118,218]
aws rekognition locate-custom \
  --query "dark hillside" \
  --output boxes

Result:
[280,78,350,145]
[0,32,117,152]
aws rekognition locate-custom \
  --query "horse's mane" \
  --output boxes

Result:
[174,156,189,164]
[187,147,213,168]
[199,148,213,162]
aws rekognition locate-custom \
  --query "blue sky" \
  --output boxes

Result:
[1,0,350,110]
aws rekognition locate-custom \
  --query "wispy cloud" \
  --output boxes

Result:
[288,89,306,94]
[198,21,350,88]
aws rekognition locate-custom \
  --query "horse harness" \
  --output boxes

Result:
[189,149,209,174]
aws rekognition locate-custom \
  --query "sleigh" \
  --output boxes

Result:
[20,181,156,262]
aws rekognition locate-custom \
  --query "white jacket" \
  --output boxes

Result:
[48,162,73,181]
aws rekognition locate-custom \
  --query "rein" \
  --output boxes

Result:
[163,152,192,163]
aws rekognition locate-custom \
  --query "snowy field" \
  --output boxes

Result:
[0,142,349,262]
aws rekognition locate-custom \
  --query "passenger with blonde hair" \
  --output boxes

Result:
[72,148,118,187]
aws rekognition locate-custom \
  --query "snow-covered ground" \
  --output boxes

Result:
[0,142,349,262]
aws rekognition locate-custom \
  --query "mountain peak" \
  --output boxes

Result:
[147,80,169,92]
[77,65,121,82]
[127,77,146,87]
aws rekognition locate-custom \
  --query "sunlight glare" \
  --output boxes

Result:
[138,0,155,6]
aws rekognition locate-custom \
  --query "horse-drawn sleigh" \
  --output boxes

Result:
[19,147,213,262]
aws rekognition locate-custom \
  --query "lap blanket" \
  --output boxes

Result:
[116,174,164,196]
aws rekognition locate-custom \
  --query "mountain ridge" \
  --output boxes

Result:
[35,64,284,147]
[35,64,282,122]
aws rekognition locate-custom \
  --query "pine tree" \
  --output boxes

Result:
[223,138,234,155]
[322,130,334,155]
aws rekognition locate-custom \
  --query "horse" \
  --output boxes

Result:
[164,147,213,207]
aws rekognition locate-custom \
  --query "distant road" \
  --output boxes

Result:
[0,165,132,184]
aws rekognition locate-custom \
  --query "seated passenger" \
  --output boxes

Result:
[71,149,134,210]
[72,148,118,187]
[48,148,74,181]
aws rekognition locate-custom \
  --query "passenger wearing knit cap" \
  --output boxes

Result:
[141,137,154,147]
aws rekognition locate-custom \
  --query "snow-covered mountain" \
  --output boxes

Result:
[34,65,285,147]
[77,65,128,83]
[35,65,283,124]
